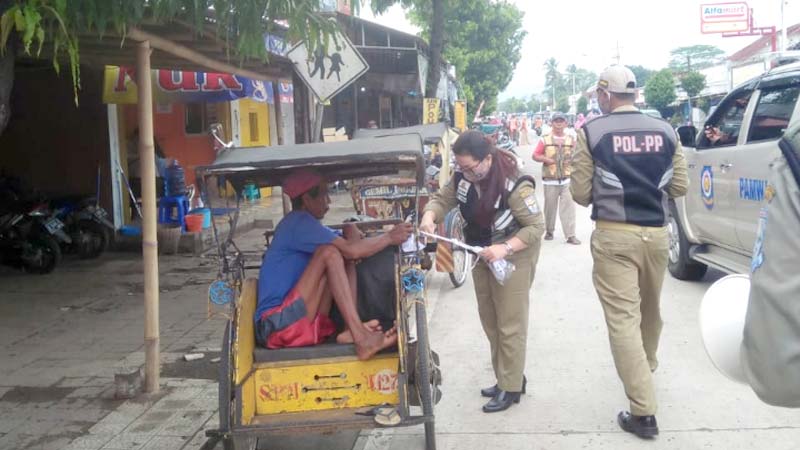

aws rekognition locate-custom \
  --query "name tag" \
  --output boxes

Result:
[457,179,471,203]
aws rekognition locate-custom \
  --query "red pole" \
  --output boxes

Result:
[771,28,777,52]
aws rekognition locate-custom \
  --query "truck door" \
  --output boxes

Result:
[688,89,754,249]
[733,80,800,252]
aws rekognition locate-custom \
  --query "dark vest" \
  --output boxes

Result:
[583,111,677,227]
[454,172,536,246]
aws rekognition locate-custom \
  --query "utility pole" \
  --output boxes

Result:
[781,0,787,53]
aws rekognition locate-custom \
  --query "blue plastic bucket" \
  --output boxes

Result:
[190,208,212,229]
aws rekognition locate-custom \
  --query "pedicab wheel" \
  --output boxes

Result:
[219,321,258,450]
[445,210,470,288]
[414,301,437,450]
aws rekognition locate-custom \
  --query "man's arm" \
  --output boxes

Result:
[332,223,411,261]
[570,129,594,206]
[531,140,549,163]
[667,140,689,198]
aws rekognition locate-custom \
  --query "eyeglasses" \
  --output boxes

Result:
[458,158,486,176]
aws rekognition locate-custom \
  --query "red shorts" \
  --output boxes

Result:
[258,288,336,349]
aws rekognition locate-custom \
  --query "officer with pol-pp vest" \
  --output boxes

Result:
[570,65,688,438]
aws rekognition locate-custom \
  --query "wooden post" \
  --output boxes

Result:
[136,40,160,394]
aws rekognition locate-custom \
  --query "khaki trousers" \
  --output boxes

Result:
[543,183,576,238]
[590,223,668,416]
[472,245,540,392]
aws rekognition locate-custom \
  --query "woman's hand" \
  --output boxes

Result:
[480,244,508,263]
[419,211,437,235]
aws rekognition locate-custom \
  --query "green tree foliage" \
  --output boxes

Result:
[645,68,676,110]
[681,70,707,98]
[409,0,525,116]
[577,95,588,113]
[498,96,527,113]
[669,45,724,73]
[542,57,595,112]
[0,0,337,101]
[373,0,444,99]
[628,65,654,87]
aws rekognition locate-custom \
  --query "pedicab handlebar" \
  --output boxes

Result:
[419,231,515,284]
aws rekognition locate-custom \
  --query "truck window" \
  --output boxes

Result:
[698,90,752,149]
[747,85,800,143]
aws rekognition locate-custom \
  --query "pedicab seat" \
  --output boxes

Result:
[253,342,396,364]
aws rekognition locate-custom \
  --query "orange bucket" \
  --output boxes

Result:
[185,214,204,233]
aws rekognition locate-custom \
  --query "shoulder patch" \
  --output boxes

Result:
[518,185,535,199]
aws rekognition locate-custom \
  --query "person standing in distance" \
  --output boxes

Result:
[570,65,688,438]
[532,112,580,245]
[419,130,544,413]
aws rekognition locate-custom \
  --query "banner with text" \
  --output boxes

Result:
[423,98,440,125]
[454,100,467,131]
[102,66,274,104]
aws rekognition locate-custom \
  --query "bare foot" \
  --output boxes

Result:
[355,329,398,360]
[336,320,382,344]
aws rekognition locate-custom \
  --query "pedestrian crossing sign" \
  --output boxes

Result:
[287,31,369,102]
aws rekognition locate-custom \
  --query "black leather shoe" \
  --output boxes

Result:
[482,390,521,413]
[480,376,526,398]
[617,411,658,438]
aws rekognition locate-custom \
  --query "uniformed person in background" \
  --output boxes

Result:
[570,65,688,438]
[420,130,544,413]
[740,121,800,407]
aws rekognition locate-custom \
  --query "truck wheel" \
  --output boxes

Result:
[668,203,707,281]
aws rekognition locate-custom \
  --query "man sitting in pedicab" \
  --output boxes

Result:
[256,169,413,360]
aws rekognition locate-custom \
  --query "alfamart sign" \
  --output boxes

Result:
[700,2,750,34]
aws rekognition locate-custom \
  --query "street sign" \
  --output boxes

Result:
[423,98,440,124]
[700,2,750,34]
[287,32,368,103]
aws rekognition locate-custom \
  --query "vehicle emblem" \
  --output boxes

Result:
[701,166,715,210]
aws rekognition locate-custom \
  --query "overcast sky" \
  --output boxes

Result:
[358,0,795,99]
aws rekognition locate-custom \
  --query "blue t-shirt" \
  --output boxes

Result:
[255,211,338,322]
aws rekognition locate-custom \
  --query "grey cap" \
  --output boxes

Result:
[551,112,567,121]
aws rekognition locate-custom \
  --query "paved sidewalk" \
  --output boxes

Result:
[0,197,286,450]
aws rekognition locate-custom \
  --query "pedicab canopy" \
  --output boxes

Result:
[196,134,426,191]
[352,122,449,145]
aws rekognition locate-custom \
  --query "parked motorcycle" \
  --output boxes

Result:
[0,176,72,273]
[52,197,114,259]
[0,201,66,274]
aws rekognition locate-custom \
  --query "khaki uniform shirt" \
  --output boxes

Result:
[570,105,689,209]
[425,176,545,247]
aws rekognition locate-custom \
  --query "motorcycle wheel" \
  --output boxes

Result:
[23,234,61,274]
[78,220,110,259]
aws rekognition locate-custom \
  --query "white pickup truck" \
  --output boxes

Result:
[669,61,800,280]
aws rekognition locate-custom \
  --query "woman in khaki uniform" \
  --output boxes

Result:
[420,130,544,413]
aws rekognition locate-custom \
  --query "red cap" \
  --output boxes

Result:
[282,169,323,199]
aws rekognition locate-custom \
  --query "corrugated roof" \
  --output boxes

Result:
[729,23,800,62]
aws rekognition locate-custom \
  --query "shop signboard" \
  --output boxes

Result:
[700,2,750,34]
[423,98,440,125]
[454,100,467,131]
[102,66,274,104]
[287,32,368,103]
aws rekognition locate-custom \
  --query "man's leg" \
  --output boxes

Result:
[638,228,668,373]
[591,229,657,417]
[559,184,577,239]
[543,185,559,237]
[294,244,395,360]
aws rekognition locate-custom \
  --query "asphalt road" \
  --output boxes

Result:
[352,140,800,450]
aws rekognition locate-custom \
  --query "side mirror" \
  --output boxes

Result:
[676,125,698,148]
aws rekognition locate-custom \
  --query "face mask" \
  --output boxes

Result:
[463,159,490,183]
